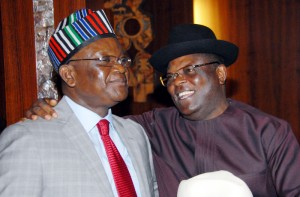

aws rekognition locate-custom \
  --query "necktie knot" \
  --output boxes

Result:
[97,119,109,136]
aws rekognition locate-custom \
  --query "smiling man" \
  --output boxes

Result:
[0,9,157,197]
[140,24,300,196]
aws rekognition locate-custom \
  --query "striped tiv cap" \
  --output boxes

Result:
[48,9,116,72]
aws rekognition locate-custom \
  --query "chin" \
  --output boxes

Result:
[176,105,190,115]
[176,103,199,118]
[114,92,128,102]
[174,99,191,111]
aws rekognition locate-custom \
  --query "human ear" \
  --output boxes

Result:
[59,64,76,87]
[216,64,227,85]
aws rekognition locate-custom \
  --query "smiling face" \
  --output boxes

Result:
[59,37,130,117]
[166,53,228,120]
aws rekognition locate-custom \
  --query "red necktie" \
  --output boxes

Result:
[96,119,137,197]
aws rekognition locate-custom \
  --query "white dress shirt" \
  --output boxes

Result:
[65,96,141,197]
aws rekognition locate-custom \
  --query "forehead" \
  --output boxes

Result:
[72,37,124,58]
[167,53,212,72]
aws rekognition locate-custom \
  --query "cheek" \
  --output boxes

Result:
[194,76,219,101]
[186,76,206,95]
[192,76,202,86]
[167,86,175,97]
[193,71,215,89]
[84,69,108,90]
[93,67,109,81]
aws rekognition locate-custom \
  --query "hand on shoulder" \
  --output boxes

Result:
[24,98,58,121]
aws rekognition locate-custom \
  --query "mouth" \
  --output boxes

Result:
[176,90,195,100]
[109,77,128,86]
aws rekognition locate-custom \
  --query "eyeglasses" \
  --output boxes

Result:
[66,56,132,67]
[160,61,220,87]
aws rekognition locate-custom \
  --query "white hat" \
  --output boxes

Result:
[177,171,253,197]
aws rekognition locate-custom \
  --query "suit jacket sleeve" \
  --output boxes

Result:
[0,123,43,197]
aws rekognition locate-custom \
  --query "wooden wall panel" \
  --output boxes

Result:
[223,0,300,141]
[0,7,5,131]
[144,0,193,54]
[53,0,86,25]
[0,0,37,127]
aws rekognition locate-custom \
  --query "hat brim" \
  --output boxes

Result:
[149,39,239,74]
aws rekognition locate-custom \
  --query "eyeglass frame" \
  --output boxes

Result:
[65,56,132,67]
[159,61,221,87]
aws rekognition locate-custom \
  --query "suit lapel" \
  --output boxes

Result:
[56,98,114,195]
[113,116,150,197]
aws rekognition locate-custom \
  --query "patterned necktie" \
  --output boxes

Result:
[96,119,137,197]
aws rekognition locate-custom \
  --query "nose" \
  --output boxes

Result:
[173,73,186,86]
[111,63,127,73]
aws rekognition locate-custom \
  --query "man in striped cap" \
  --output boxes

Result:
[0,9,157,197]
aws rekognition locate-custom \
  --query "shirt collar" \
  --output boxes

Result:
[64,96,113,133]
